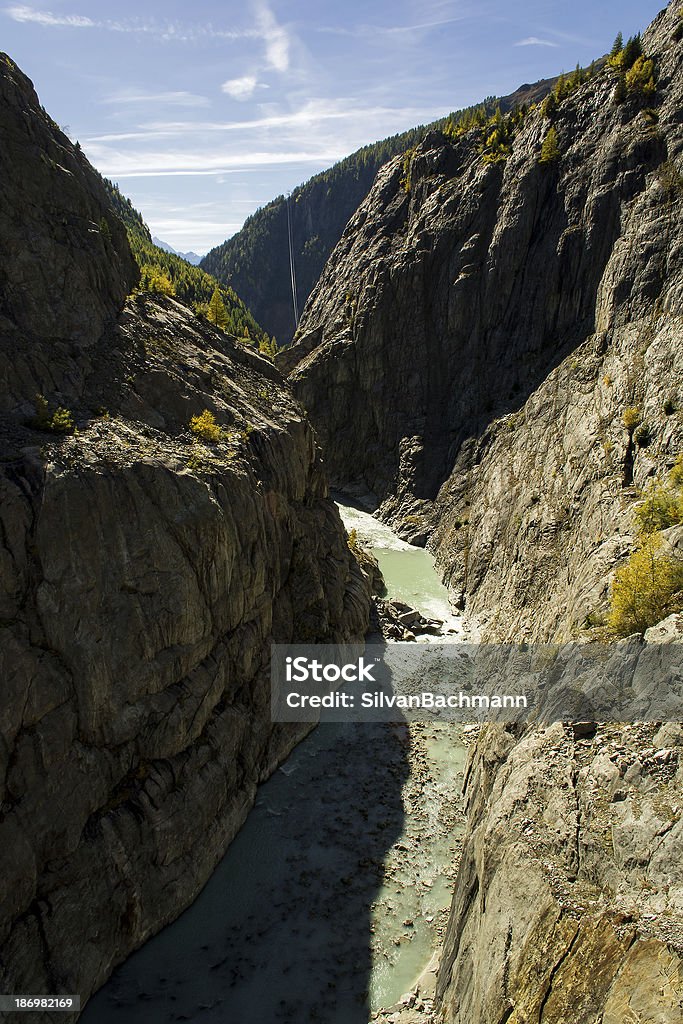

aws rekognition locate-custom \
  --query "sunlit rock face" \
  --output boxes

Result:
[283,3,683,643]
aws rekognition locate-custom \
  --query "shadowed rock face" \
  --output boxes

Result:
[282,2,683,643]
[0,54,138,415]
[0,56,370,1012]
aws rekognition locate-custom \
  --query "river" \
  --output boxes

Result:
[81,501,468,1023]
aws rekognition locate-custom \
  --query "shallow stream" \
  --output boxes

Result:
[81,501,468,1023]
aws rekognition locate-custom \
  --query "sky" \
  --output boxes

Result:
[1,1,667,255]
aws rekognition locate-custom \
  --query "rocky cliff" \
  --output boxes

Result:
[279,2,683,1020]
[283,3,683,643]
[437,703,683,1024]
[0,54,370,1014]
[201,82,556,347]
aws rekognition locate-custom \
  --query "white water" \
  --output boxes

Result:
[81,501,468,1023]
[337,500,468,636]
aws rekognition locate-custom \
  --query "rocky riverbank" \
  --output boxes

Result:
[81,717,467,1024]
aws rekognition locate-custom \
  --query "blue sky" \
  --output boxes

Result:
[2,1,666,254]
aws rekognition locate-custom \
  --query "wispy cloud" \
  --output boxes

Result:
[3,5,264,44]
[5,4,93,27]
[81,95,436,179]
[103,88,210,108]
[319,15,468,38]
[254,0,290,72]
[86,149,345,177]
[514,36,559,48]
[83,100,434,145]
[222,75,259,100]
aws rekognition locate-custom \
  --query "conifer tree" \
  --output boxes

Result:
[207,287,228,330]
[539,127,560,165]
[610,32,623,60]
[622,34,642,70]
[541,92,557,119]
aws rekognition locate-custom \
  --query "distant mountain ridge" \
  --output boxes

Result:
[102,180,270,345]
[152,236,203,265]
[200,77,558,345]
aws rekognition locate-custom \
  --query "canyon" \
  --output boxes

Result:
[1,2,683,1022]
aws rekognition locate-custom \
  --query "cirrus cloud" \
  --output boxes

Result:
[514,36,559,48]
[4,4,94,27]
[222,75,259,100]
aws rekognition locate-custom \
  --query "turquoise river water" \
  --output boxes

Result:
[81,501,468,1024]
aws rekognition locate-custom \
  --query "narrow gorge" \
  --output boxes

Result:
[0,1,682,1022]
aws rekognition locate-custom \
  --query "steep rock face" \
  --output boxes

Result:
[0,56,370,1014]
[202,82,556,347]
[0,54,138,414]
[283,2,683,642]
[437,700,683,1023]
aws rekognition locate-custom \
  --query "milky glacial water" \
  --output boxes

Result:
[336,499,466,634]
[81,502,467,1023]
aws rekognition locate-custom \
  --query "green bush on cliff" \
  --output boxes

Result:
[541,92,557,119]
[608,536,683,636]
[634,460,683,536]
[622,405,642,430]
[539,127,560,165]
[258,335,279,359]
[609,458,683,636]
[400,148,416,193]
[625,56,657,97]
[31,394,75,434]
[190,410,222,442]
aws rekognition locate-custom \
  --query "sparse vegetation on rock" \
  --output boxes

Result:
[31,393,75,434]
[189,409,222,442]
[539,126,560,164]
[608,535,683,635]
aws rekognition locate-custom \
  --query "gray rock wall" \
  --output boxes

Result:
[283,2,683,641]
[0,53,370,1016]
[437,701,683,1023]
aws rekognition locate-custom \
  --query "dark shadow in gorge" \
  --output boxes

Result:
[80,717,410,1024]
